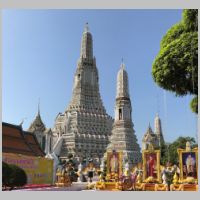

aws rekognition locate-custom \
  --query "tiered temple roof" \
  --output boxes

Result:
[143,124,156,142]
[2,122,45,157]
[24,131,45,156]
[28,110,46,133]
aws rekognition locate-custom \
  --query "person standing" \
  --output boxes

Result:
[87,163,95,182]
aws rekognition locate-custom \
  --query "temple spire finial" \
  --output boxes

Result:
[121,58,125,69]
[80,22,93,59]
[38,98,40,116]
[117,60,129,98]
[84,22,89,32]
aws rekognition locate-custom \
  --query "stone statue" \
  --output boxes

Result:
[162,171,167,184]
[186,141,191,151]
[124,162,130,176]
[136,170,143,183]
[100,159,105,172]
[77,163,83,182]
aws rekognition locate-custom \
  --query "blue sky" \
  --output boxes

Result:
[2,9,197,146]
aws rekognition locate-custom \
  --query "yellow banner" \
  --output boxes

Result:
[2,153,53,184]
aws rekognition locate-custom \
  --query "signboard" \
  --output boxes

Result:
[2,153,53,184]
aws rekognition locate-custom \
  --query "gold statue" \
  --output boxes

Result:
[173,172,179,184]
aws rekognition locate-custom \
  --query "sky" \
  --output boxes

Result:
[2,9,197,146]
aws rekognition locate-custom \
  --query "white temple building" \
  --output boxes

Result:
[28,24,143,167]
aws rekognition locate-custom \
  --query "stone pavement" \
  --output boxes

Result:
[16,182,91,191]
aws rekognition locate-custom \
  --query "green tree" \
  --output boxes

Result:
[161,136,197,166]
[2,162,12,189]
[152,9,198,113]
[160,142,168,166]
[7,164,27,190]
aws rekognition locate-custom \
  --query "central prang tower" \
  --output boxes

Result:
[52,23,113,164]
[107,63,141,166]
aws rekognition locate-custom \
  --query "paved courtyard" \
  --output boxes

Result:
[15,182,94,191]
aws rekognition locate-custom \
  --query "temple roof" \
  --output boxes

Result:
[2,122,45,157]
[28,111,46,133]
[44,128,53,135]
[24,131,45,156]
[143,124,157,142]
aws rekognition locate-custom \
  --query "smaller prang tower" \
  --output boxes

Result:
[107,63,141,166]
[154,113,165,146]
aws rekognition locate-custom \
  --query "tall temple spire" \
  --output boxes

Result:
[80,22,93,60]
[68,23,106,113]
[116,62,129,98]
[154,113,165,145]
[154,113,162,135]
[56,24,113,162]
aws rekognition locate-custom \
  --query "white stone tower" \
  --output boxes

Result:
[107,63,141,165]
[154,113,164,146]
[52,23,113,164]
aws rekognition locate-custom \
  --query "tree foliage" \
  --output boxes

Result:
[8,164,27,190]
[190,95,198,113]
[160,142,168,165]
[2,162,27,190]
[160,136,197,166]
[152,9,198,113]
[2,162,12,188]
